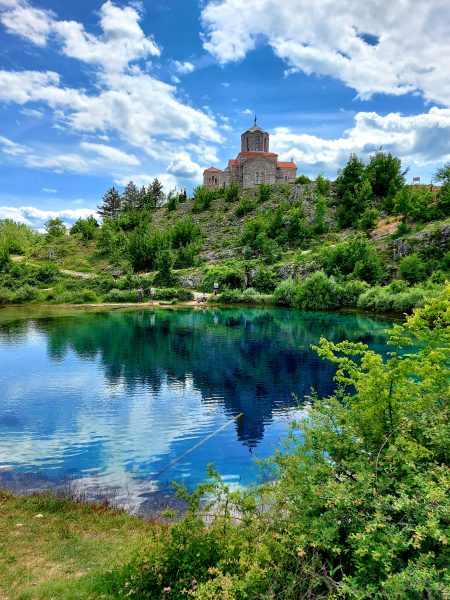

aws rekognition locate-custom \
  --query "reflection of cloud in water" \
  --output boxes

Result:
[0,307,395,508]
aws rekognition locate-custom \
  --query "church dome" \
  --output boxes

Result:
[241,118,269,152]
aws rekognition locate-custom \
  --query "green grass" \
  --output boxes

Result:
[0,490,160,599]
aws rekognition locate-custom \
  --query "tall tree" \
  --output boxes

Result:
[147,178,165,208]
[97,187,122,220]
[122,181,140,211]
[365,150,407,210]
[336,153,365,199]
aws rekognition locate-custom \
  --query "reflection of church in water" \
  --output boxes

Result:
[203,119,297,189]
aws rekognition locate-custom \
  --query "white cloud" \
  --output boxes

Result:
[114,173,178,191]
[80,142,140,166]
[53,1,160,72]
[42,188,57,193]
[0,0,159,72]
[270,107,450,177]
[20,107,45,119]
[0,205,98,228]
[166,153,203,181]
[201,0,450,106]
[173,60,194,75]
[0,2,221,160]
[0,0,53,46]
[0,135,29,156]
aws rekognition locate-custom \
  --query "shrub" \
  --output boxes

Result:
[273,278,297,306]
[35,262,60,284]
[399,253,428,284]
[223,181,240,203]
[235,197,257,217]
[215,288,271,305]
[258,183,272,203]
[55,289,98,304]
[315,174,331,195]
[70,216,99,240]
[322,234,385,284]
[251,267,277,292]
[103,288,139,303]
[357,286,394,312]
[358,208,379,232]
[295,271,337,310]
[391,288,425,313]
[201,264,244,292]
[334,279,370,307]
[192,187,220,213]
[170,218,203,248]
[174,243,200,269]
[12,285,40,303]
[295,174,311,184]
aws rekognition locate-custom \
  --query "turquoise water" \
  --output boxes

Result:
[0,306,396,513]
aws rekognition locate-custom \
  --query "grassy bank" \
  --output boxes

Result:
[0,489,160,600]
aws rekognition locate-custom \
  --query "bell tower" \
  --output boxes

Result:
[240,117,270,153]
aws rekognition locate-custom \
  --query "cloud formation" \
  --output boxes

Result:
[0,205,98,228]
[270,107,450,177]
[0,1,220,187]
[201,0,450,106]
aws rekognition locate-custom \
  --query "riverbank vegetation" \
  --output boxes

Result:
[0,153,449,314]
[1,289,448,599]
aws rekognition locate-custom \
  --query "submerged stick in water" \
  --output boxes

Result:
[156,412,244,476]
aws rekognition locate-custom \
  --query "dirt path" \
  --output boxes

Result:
[59,269,97,279]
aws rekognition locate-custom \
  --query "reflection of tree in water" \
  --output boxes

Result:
[2,308,392,447]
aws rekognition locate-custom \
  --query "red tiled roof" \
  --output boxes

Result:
[277,161,297,169]
[229,159,238,166]
[204,167,221,173]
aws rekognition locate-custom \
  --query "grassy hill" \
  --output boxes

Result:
[0,174,449,313]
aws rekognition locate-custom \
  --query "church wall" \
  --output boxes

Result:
[242,158,277,187]
[276,167,297,183]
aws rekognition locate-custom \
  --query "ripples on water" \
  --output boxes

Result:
[0,306,396,513]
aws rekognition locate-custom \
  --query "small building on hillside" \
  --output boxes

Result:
[203,119,297,189]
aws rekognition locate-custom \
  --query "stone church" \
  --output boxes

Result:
[203,119,297,189]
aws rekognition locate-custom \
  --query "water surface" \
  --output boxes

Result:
[0,306,396,513]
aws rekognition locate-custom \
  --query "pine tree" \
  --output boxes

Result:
[148,178,165,208]
[97,187,122,220]
[122,181,140,211]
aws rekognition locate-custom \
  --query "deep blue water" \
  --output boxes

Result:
[0,306,396,513]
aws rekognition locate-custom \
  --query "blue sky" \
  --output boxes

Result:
[0,0,449,228]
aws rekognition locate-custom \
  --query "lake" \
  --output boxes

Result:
[0,305,396,514]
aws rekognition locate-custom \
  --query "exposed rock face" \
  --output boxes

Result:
[392,223,450,261]
[178,273,203,289]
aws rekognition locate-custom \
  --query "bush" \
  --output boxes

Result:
[359,208,379,232]
[250,267,277,292]
[55,289,98,304]
[399,253,428,284]
[334,279,370,307]
[35,262,60,284]
[174,243,200,269]
[322,234,385,284]
[357,286,394,312]
[295,271,337,310]
[223,181,240,203]
[170,218,202,248]
[201,264,244,292]
[273,278,297,306]
[103,288,139,303]
[235,197,257,217]
[192,187,220,213]
[258,183,272,203]
[215,288,271,305]
[295,174,311,184]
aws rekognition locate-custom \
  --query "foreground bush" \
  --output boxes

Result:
[102,289,450,599]
[215,288,272,305]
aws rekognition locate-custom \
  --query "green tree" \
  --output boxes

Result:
[336,153,365,199]
[97,187,122,220]
[154,247,175,286]
[399,253,428,284]
[70,216,99,240]
[434,162,450,214]
[365,150,407,210]
[148,178,165,208]
[295,174,311,184]
[121,181,140,211]
[322,233,385,284]
[314,193,328,234]
[45,217,66,239]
